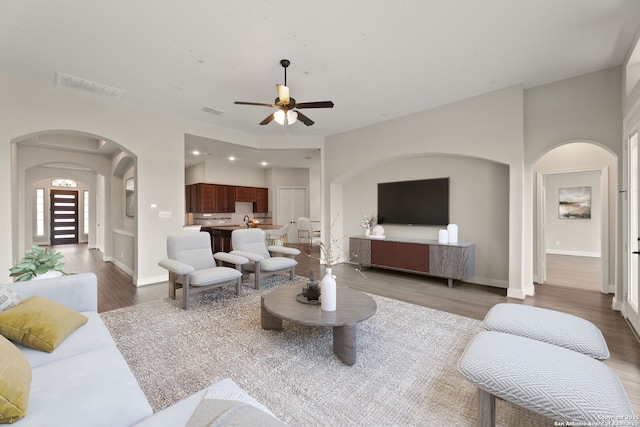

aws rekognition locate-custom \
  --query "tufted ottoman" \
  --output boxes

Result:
[458,331,636,427]
[483,303,610,360]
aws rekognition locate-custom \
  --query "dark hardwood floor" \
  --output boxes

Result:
[55,242,640,415]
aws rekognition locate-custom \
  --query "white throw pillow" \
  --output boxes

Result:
[0,287,24,312]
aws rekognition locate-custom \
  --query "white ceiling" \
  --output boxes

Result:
[2,1,640,166]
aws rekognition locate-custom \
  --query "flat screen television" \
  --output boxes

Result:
[377,178,449,226]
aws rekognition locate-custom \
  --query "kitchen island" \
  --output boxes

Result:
[202,225,284,252]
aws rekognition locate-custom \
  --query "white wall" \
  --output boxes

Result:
[0,72,323,285]
[186,158,267,187]
[0,63,627,297]
[526,68,622,293]
[342,154,510,287]
[325,86,527,296]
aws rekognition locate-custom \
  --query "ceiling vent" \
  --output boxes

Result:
[202,106,225,115]
[55,72,127,100]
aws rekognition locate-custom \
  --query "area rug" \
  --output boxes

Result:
[101,274,549,426]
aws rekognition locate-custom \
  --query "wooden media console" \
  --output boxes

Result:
[349,236,475,287]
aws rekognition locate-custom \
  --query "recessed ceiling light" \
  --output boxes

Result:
[193,150,200,155]
[229,156,235,161]
[261,162,267,166]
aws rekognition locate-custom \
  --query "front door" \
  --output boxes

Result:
[50,190,79,245]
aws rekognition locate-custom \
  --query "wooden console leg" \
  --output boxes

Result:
[477,389,495,427]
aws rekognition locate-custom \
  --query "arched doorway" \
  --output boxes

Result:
[534,142,617,294]
[11,131,138,282]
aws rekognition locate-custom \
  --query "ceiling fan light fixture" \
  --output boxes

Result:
[274,110,285,125]
[287,110,298,125]
[274,109,298,126]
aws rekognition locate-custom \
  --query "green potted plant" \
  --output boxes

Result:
[9,244,67,281]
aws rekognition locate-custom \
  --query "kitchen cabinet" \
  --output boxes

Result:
[235,186,257,202]
[255,187,268,212]
[185,184,234,213]
[185,184,199,213]
[184,183,215,213]
[186,184,268,213]
[235,186,247,202]
[215,185,236,213]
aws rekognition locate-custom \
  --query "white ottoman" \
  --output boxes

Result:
[483,303,609,359]
[458,331,636,427]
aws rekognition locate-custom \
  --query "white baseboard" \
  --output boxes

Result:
[111,258,133,277]
[545,249,601,258]
[507,288,526,300]
[136,274,167,287]
[468,276,508,289]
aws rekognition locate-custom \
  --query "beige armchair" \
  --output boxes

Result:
[230,228,301,289]
[158,232,249,309]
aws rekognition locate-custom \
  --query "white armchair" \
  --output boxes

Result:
[158,232,249,309]
[230,228,301,289]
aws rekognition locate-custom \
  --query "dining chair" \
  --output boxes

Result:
[297,217,320,245]
[265,224,290,246]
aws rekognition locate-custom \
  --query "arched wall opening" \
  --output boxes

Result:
[11,130,138,281]
[532,141,618,295]
[337,152,511,289]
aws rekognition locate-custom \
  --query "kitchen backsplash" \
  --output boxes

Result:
[190,212,272,226]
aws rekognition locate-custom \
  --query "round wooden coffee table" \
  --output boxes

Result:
[260,285,377,365]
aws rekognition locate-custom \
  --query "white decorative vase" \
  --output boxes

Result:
[365,228,370,237]
[447,224,458,243]
[321,268,336,312]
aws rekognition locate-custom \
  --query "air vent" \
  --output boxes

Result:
[202,106,225,115]
[55,72,127,100]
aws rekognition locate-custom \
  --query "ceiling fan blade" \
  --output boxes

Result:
[276,84,290,105]
[295,111,315,126]
[259,113,275,125]
[235,101,276,107]
[294,101,334,109]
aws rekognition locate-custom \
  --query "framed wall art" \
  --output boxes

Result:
[558,186,591,219]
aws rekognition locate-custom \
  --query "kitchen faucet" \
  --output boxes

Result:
[243,215,250,227]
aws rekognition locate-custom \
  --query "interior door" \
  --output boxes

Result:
[628,131,640,333]
[50,190,79,245]
[277,187,307,242]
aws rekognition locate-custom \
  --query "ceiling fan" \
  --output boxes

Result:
[234,59,334,127]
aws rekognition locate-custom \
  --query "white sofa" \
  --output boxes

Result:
[2,273,285,426]
[4,273,153,426]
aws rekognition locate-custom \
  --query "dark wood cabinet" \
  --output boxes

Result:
[371,240,429,273]
[255,187,268,212]
[235,186,246,202]
[215,185,235,213]
[185,183,216,213]
[185,184,198,213]
[351,237,474,287]
[186,184,268,213]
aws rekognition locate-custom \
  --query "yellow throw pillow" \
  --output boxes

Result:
[0,296,88,353]
[0,334,31,424]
